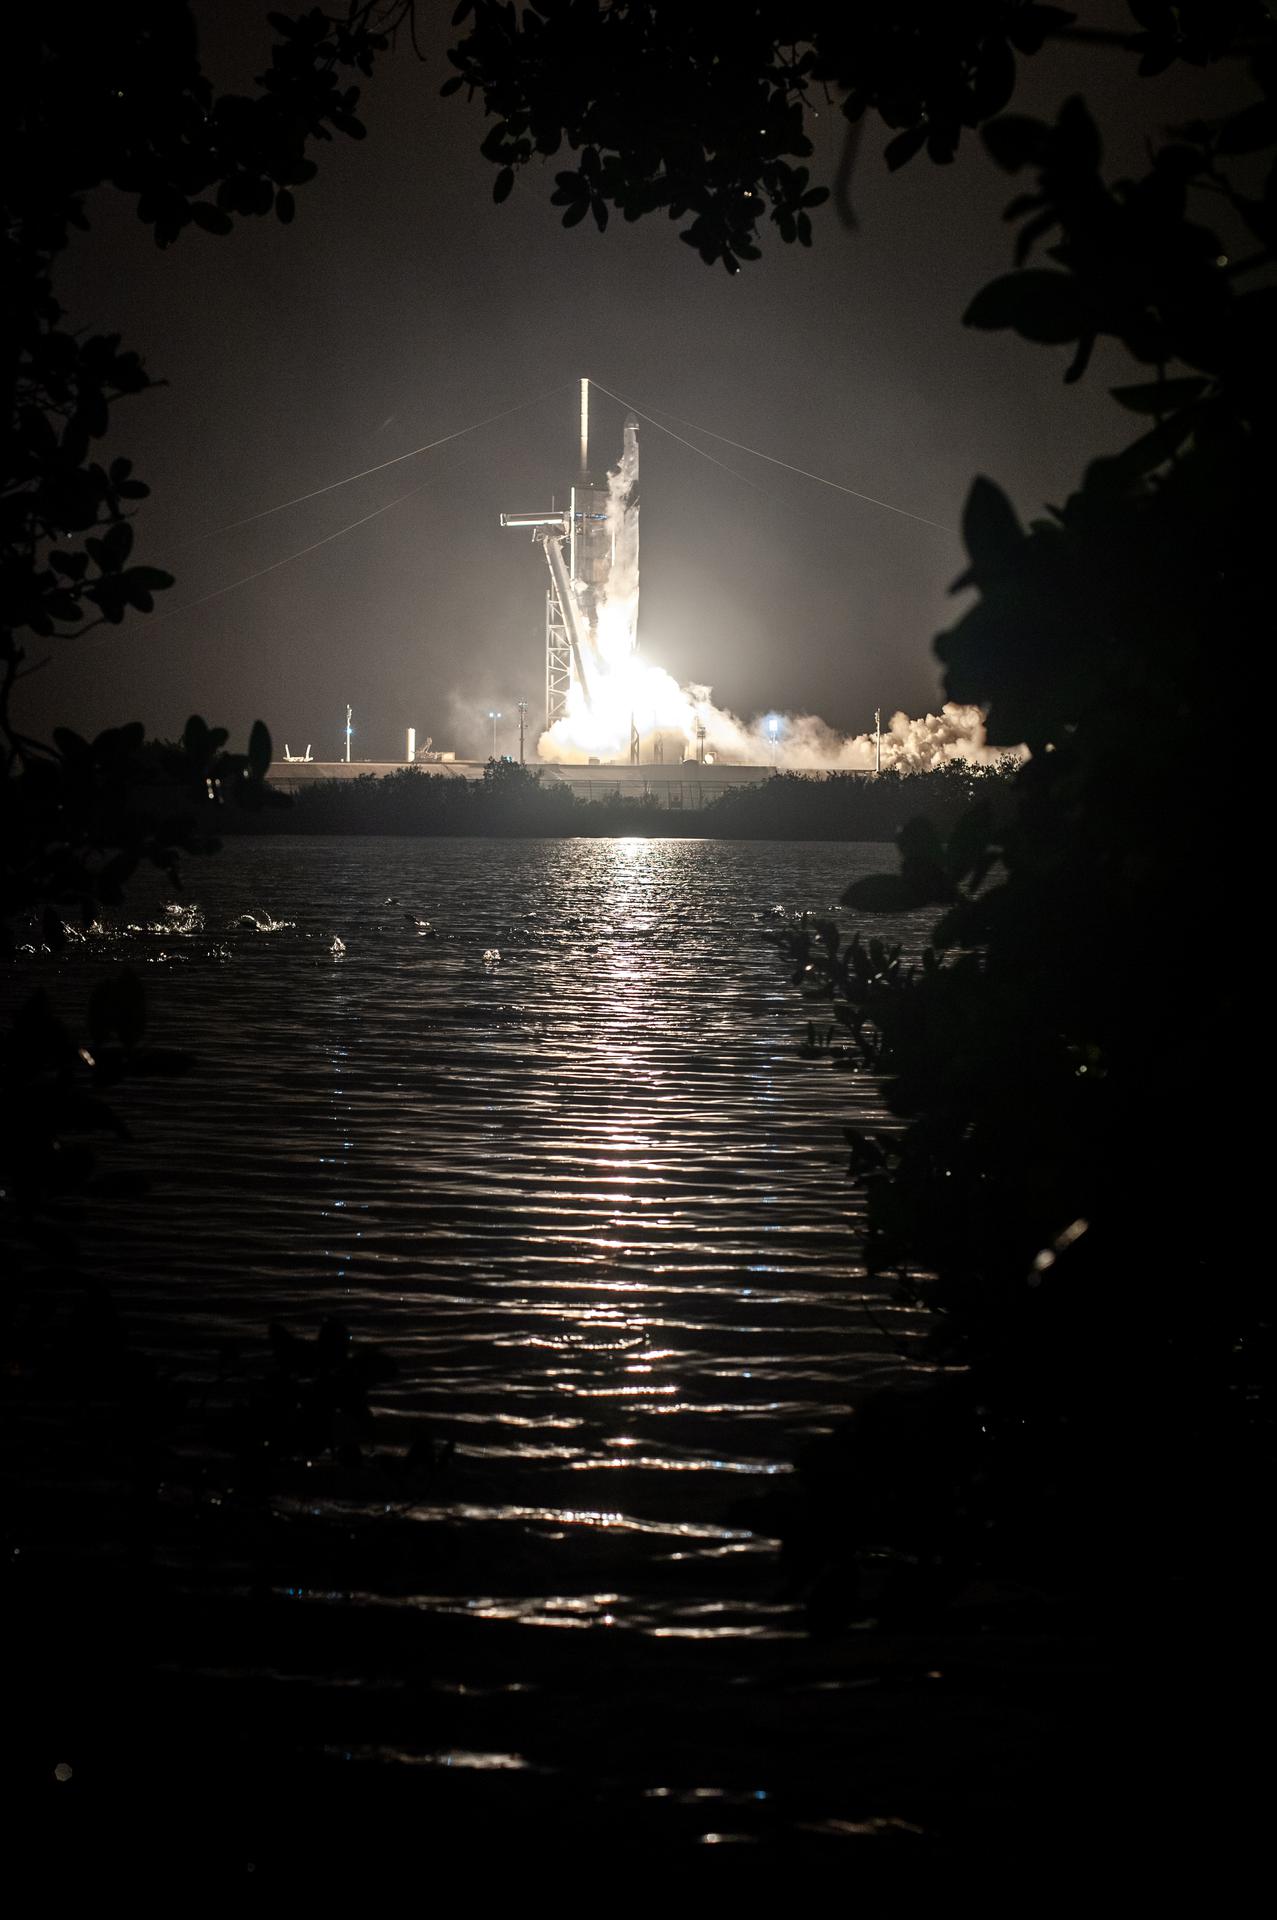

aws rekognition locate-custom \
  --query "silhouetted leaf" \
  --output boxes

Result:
[1216,99,1277,155]
[1007,5,1077,55]
[1110,376,1208,412]
[885,125,929,171]
[961,476,1025,580]
[964,269,1085,343]
[944,802,995,885]
[191,201,234,236]
[897,816,946,868]
[1055,95,1102,173]
[1083,409,1198,492]
[983,114,1049,172]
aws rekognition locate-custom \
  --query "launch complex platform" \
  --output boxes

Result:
[269,382,880,803]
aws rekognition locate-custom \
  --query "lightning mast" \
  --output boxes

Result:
[579,373,589,481]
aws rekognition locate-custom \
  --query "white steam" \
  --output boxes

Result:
[686,698,1010,771]
[595,415,640,667]
[541,670,1005,775]
[533,417,1010,774]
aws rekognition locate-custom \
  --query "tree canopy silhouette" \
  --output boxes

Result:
[1,3,395,1264]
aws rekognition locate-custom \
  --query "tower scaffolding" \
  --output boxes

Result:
[545,585,572,731]
[499,377,638,754]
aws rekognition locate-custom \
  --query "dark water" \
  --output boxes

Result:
[18,836,957,1846]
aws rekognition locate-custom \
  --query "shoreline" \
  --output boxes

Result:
[211,759,1016,842]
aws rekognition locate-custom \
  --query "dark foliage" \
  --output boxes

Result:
[447,0,1271,268]
[702,759,1017,840]
[0,714,290,1280]
[241,755,1017,840]
[756,25,1275,1615]
[1,4,397,1286]
[2,4,393,668]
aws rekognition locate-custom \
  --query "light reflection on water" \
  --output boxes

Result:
[17,835,942,1833]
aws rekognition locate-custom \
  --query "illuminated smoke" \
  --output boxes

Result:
[595,414,640,669]
[543,673,1003,770]
[689,699,1012,771]
[540,635,1005,775]
[537,422,1008,772]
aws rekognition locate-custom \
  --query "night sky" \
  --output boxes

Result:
[19,3,1237,761]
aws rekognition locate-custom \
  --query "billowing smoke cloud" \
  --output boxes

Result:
[535,419,1012,773]
[595,415,640,667]
[691,695,1010,770]
[542,675,1008,773]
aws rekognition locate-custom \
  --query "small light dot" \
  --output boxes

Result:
[54,1762,73,1782]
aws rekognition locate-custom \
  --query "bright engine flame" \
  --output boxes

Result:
[534,407,1009,772]
[540,677,1004,771]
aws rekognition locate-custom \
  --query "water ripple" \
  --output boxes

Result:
[7,835,944,1829]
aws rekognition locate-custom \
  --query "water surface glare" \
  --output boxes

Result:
[21,836,945,1825]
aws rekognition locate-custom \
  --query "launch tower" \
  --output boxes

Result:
[499,379,640,756]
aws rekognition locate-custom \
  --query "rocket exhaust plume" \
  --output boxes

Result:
[508,384,1014,772]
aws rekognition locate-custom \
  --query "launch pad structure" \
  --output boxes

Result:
[500,377,642,759]
[267,378,889,788]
